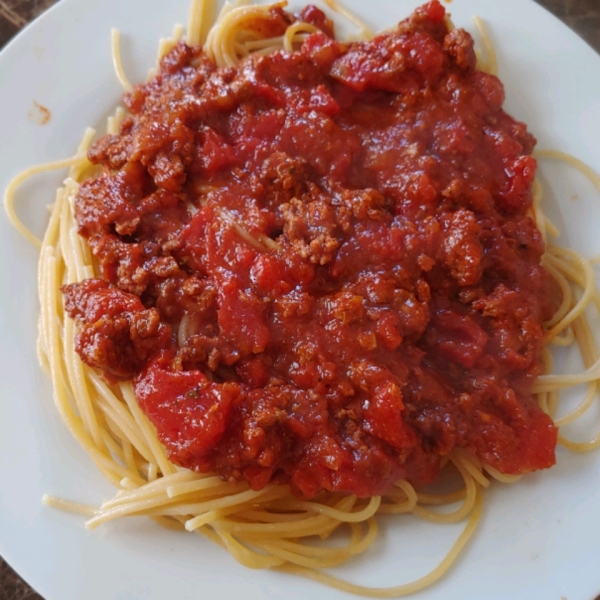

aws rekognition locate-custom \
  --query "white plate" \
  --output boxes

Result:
[1,1,600,599]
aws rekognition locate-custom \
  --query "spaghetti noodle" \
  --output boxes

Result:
[4,0,600,597]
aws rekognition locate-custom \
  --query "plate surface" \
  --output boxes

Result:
[1,1,600,599]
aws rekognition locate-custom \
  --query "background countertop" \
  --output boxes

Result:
[1,0,600,598]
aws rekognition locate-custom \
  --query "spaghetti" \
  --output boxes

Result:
[4,0,600,597]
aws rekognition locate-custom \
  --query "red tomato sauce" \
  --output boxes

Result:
[63,1,561,498]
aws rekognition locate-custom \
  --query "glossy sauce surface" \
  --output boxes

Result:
[63,1,560,498]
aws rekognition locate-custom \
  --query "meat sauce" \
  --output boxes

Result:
[63,1,561,498]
